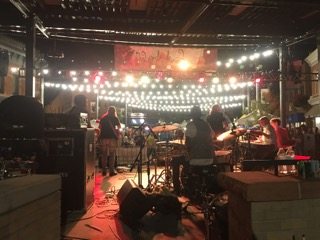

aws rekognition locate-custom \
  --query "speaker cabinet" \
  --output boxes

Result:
[117,179,151,225]
[41,128,95,216]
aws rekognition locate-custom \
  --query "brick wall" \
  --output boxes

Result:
[228,192,320,240]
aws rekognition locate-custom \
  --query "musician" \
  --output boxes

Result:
[270,118,295,149]
[182,106,217,196]
[65,94,91,127]
[66,94,88,115]
[99,106,121,176]
[186,106,215,165]
[206,104,230,139]
[256,116,277,159]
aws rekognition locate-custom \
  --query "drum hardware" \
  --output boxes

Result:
[147,140,173,190]
[130,122,149,188]
[144,124,180,191]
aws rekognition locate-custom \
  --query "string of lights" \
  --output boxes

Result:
[37,48,274,112]
[44,78,252,112]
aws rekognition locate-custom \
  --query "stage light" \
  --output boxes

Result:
[253,53,260,59]
[94,75,101,83]
[140,75,150,84]
[198,77,205,83]
[216,61,222,66]
[111,71,117,76]
[167,77,173,83]
[255,78,261,83]
[212,77,220,84]
[84,71,90,76]
[42,69,49,75]
[262,50,273,57]
[229,76,237,84]
[177,59,190,70]
[241,56,247,61]
[70,70,77,76]
[125,74,134,84]
[225,62,231,68]
[10,67,18,74]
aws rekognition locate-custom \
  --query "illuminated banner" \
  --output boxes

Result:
[114,45,217,72]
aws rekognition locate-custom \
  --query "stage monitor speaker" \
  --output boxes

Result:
[117,179,151,224]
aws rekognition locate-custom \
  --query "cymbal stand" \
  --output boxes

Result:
[130,123,145,188]
[152,138,172,189]
[244,131,254,160]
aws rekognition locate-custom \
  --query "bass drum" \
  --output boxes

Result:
[181,164,221,202]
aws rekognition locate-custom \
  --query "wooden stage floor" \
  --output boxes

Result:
[60,166,217,240]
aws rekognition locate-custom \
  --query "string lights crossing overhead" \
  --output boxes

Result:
[40,48,275,112]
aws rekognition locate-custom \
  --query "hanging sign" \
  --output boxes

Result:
[114,45,217,72]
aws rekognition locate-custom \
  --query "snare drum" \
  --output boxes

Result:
[169,142,187,158]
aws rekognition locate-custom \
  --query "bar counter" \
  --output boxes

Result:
[218,171,320,240]
[0,174,61,240]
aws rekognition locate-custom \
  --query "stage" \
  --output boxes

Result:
[61,166,226,240]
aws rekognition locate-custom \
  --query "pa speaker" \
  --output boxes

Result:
[117,179,151,225]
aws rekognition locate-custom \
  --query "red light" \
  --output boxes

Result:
[255,78,261,83]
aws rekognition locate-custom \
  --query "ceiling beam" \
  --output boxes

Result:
[9,0,49,38]
[170,1,213,44]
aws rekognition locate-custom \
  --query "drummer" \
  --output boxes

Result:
[186,106,215,166]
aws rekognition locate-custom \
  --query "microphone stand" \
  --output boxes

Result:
[144,124,158,191]
[130,122,145,188]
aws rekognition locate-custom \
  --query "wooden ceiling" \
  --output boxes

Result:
[1,0,320,49]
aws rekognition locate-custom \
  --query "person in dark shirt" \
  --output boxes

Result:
[66,94,88,115]
[186,106,215,166]
[181,106,218,197]
[206,104,230,139]
[66,94,90,128]
[98,106,121,176]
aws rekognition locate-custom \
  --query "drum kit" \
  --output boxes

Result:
[146,124,186,190]
[144,125,247,191]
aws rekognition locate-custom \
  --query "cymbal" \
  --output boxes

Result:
[216,130,236,141]
[216,128,249,141]
[152,124,178,133]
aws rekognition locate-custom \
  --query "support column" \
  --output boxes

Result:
[26,14,36,97]
[279,45,288,127]
[247,85,251,112]
[317,33,320,95]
